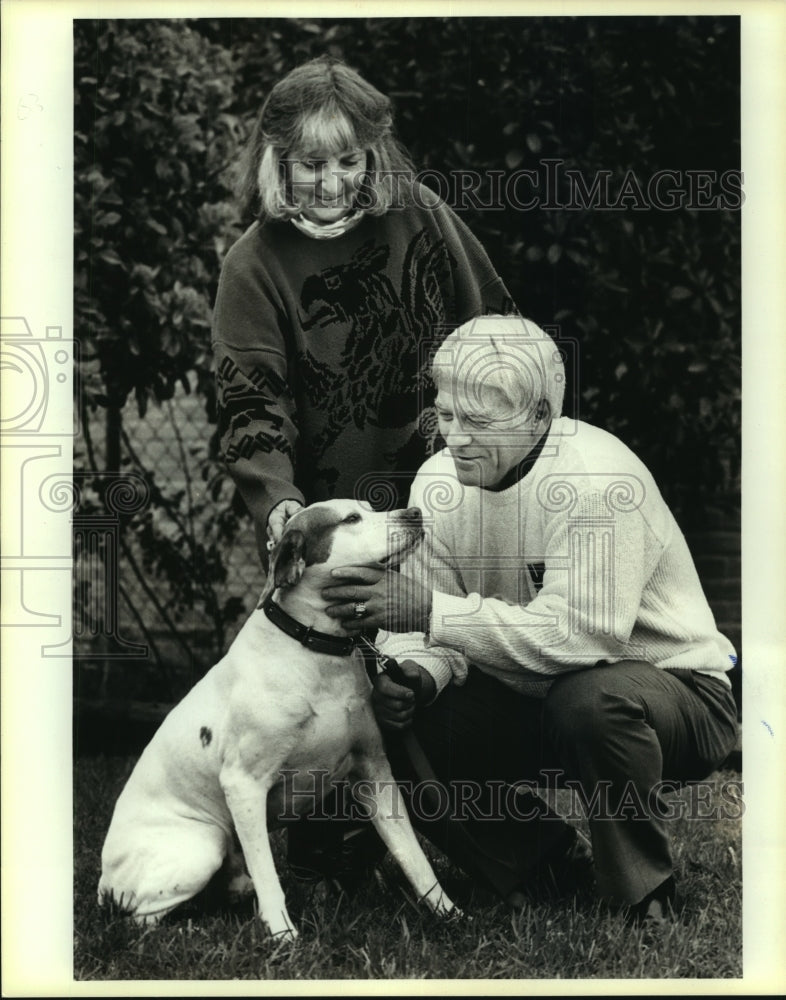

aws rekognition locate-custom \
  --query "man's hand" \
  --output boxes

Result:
[321,565,432,634]
[372,659,436,731]
[266,499,304,547]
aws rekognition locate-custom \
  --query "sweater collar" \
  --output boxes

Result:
[486,423,551,493]
[290,209,365,240]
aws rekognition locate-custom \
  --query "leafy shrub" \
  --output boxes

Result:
[74,19,248,673]
[75,18,245,414]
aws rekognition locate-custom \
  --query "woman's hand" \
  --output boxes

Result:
[372,660,436,731]
[321,565,433,634]
[266,499,304,548]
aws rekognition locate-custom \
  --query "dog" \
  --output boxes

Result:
[98,499,457,939]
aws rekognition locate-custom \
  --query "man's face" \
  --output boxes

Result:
[435,383,545,489]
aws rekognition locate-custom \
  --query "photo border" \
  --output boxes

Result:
[2,0,784,994]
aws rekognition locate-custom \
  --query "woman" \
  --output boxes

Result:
[212,55,517,561]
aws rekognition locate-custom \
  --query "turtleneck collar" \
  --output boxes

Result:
[486,423,551,493]
[289,209,365,240]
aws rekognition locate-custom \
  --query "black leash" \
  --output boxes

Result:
[357,635,439,784]
[357,635,533,902]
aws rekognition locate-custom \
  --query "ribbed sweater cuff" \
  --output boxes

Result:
[420,654,455,702]
[430,591,477,657]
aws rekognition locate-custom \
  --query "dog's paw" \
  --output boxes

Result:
[268,925,299,944]
[438,900,466,921]
[421,884,463,919]
[262,911,299,942]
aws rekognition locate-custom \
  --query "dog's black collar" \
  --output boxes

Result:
[261,596,358,657]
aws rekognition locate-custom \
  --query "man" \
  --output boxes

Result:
[322,315,739,923]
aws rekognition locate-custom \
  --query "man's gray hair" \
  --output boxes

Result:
[432,316,566,421]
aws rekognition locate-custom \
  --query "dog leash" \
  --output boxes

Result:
[357,635,440,786]
[357,635,545,903]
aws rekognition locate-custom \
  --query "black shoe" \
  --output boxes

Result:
[625,876,678,928]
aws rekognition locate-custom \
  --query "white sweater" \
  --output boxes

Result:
[379,418,736,698]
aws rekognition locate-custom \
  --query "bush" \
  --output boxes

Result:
[75,18,245,414]
[74,19,249,673]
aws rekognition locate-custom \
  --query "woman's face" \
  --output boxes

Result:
[287,147,368,223]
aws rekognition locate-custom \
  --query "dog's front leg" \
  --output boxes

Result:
[352,753,457,918]
[220,765,298,940]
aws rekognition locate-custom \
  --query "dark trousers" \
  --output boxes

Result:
[391,661,738,905]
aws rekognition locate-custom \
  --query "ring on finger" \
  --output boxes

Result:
[353,601,367,619]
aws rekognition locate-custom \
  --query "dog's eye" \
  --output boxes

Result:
[343,513,362,525]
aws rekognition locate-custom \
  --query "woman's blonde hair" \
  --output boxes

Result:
[237,56,415,221]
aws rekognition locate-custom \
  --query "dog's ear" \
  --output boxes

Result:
[272,529,307,590]
[258,529,307,605]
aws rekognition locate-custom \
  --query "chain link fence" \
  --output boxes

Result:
[74,379,265,732]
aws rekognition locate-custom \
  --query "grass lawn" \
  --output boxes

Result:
[74,755,742,982]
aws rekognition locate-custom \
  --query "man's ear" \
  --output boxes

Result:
[534,399,551,423]
[259,529,306,603]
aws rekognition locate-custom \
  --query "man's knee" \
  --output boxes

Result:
[544,671,605,745]
[544,662,650,747]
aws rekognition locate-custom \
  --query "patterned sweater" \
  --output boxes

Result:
[212,185,515,540]
[379,418,736,697]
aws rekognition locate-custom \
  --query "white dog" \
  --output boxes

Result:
[98,499,456,939]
